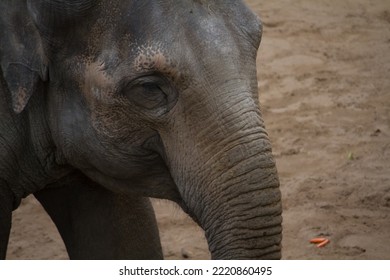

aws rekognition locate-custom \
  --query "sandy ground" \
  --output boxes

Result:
[6,0,390,260]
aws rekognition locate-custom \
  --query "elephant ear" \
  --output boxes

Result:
[0,1,48,114]
[1,0,96,114]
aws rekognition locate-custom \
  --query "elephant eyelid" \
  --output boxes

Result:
[141,82,165,95]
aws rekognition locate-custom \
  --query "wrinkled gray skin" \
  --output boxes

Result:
[0,0,282,259]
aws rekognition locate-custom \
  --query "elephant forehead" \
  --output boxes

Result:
[133,45,180,81]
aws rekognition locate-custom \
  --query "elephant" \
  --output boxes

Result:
[0,0,282,259]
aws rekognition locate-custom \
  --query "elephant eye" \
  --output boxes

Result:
[122,74,178,115]
[123,76,169,111]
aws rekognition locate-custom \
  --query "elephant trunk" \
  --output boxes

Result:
[191,137,282,259]
[205,157,281,259]
[161,76,282,259]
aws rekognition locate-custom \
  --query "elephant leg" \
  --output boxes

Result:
[0,185,13,259]
[34,173,163,259]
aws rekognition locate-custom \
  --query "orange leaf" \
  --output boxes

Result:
[310,237,326,244]
[317,239,330,248]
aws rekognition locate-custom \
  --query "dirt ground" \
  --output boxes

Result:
[6,0,390,260]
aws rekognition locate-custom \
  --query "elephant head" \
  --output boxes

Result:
[2,0,282,259]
